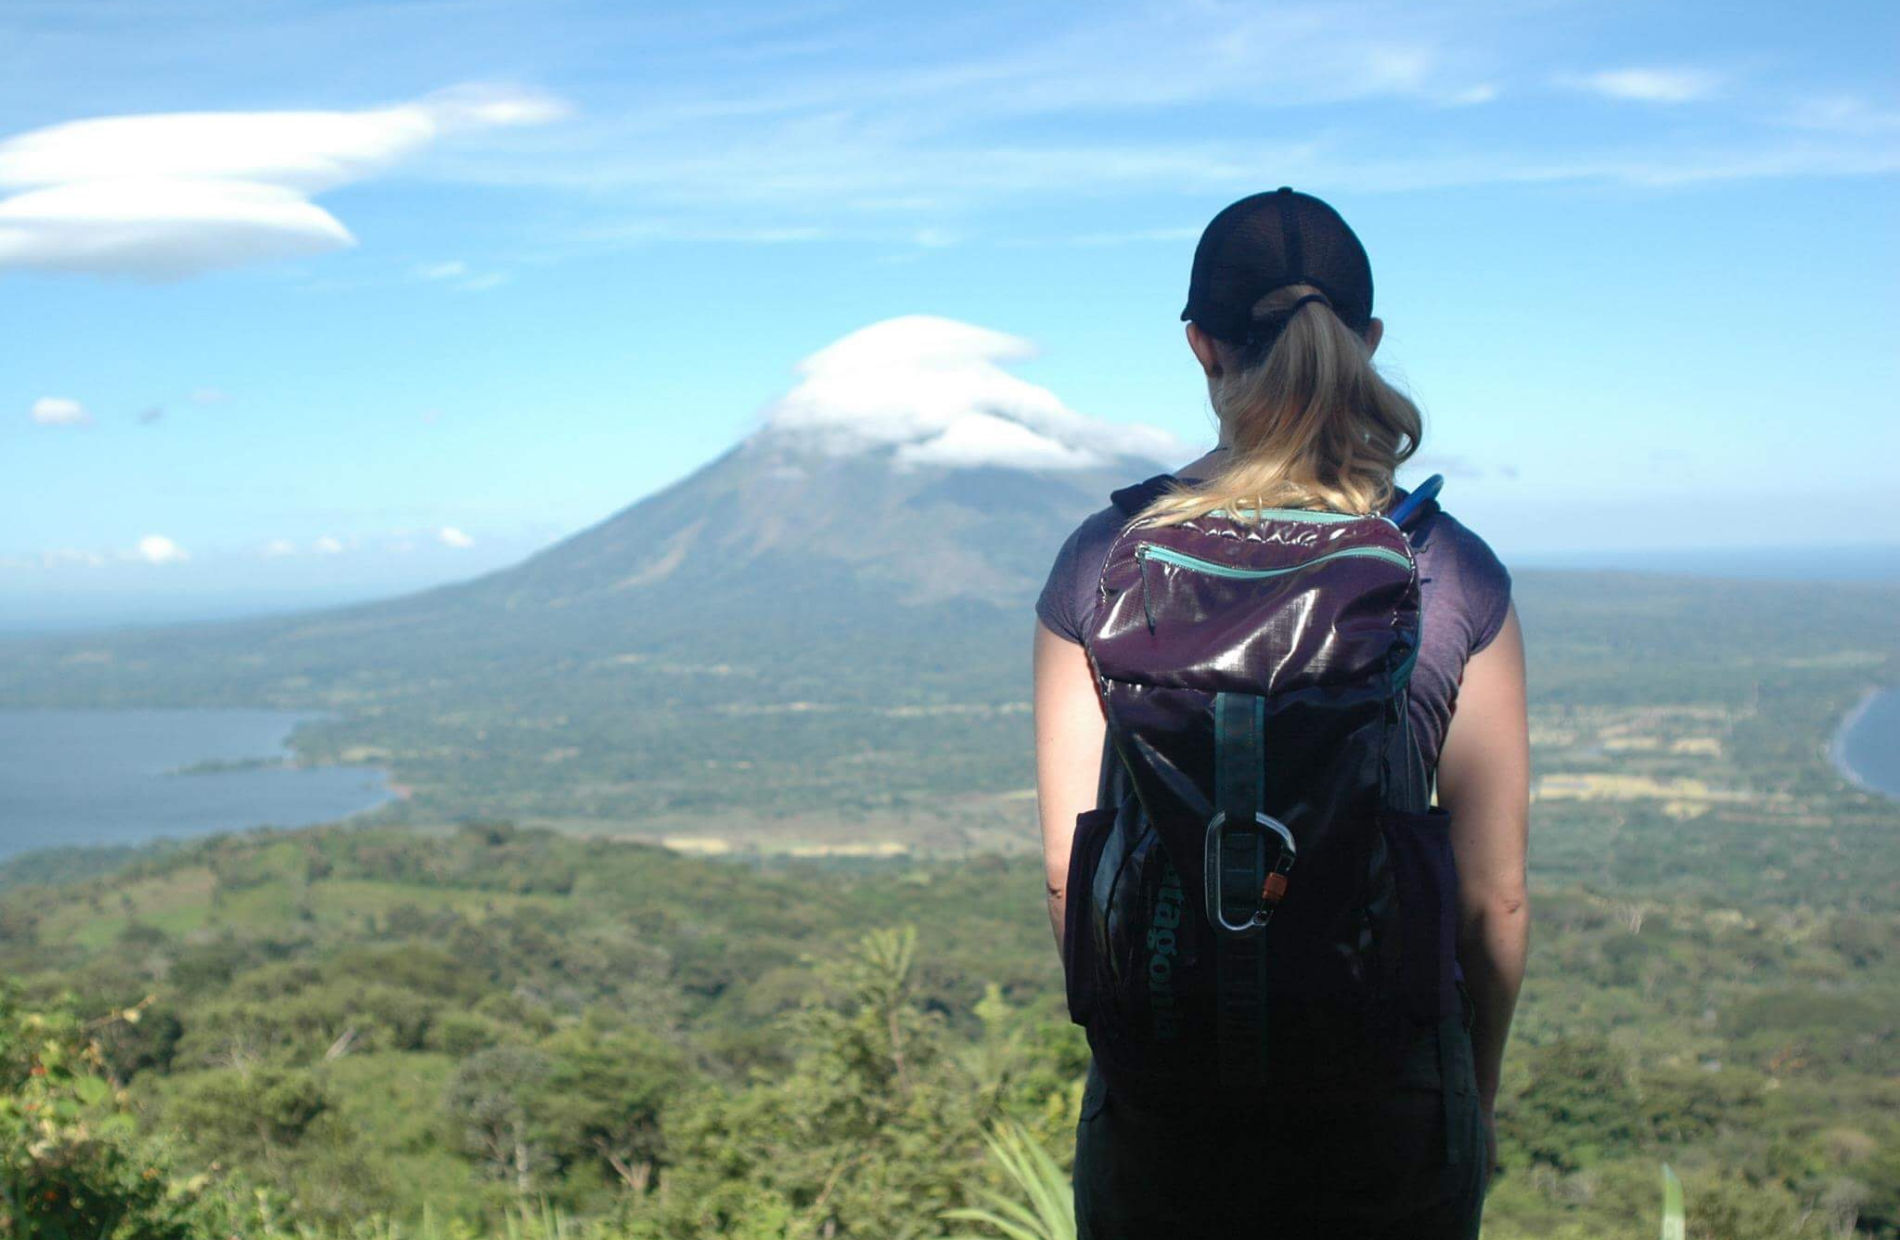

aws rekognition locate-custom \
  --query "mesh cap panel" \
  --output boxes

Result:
[1181,187,1374,343]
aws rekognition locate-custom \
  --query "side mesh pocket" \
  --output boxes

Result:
[1379,806,1461,1025]
[1063,806,1118,1027]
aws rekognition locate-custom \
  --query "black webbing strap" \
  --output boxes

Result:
[1438,1015,1464,1164]
[1213,691,1270,1089]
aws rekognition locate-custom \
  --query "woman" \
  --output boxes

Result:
[1032,188,1529,1238]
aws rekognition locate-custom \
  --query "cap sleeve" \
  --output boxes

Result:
[1036,524,1090,644]
[1461,529,1514,656]
[1036,506,1123,645]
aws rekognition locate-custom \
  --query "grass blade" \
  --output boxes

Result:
[1661,1164,1685,1240]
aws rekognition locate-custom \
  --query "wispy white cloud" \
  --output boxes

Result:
[622,5,1487,124]
[30,396,89,424]
[135,534,188,564]
[0,84,569,279]
[36,534,188,567]
[577,218,829,247]
[190,387,227,404]
[60,9,1845,264]
[438,526,475,549]
[1314,140,1900,189]
[1778,94,1900,135]
[1554,66,1723,104]
[897,411,1102,471]
[0,180,351,279]
[0,5,1889,279]
[760,315,1184,471]
[552,125,1899,250]
[261,538,298,558]
[457,61,1892,257]
[1439,83,1500,107]
[40,547,108,568]
[1067,226,1201,247]
[312,535,345,554]
[403,5,1498,240]
[1406,454,1520,482]
[415,257,509,291]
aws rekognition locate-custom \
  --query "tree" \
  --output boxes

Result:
[643,926,993,1238]
[0,984,207,1239]
[445,1045,557,1199]
[1506,1035,1644,1172]
[168,1065,330,1157]
[541,1016,689,1198]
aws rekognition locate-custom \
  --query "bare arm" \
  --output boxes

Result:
[1032,618,1107,953]
[1436,600,1531,1123]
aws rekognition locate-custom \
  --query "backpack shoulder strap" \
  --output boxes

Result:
[1115,471,1446,529]
[1109,472,1178,518]
[1389,473,1444,532]
[1092,474,1179,812]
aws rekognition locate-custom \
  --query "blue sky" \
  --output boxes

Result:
[3,0,1897,628]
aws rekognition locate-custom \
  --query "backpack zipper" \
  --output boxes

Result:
[1136,543,1413,577]
[1134,542,1413,633]
[1204,506,1368,524]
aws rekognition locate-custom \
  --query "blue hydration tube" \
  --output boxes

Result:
[1389,473,1443,531]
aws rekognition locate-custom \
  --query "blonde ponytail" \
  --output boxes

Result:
[1138,284,1422,526]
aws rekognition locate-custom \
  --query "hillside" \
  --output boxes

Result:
[3,763,1897,1238]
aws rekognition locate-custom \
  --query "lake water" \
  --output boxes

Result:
[0,708,393,862]
[1833,687,1900,803]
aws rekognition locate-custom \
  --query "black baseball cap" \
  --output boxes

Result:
[1181,187,1374,344]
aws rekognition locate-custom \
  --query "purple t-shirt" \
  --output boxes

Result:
[1035,479,1512,776]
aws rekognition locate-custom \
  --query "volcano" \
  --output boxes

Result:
[0,317,1188,834]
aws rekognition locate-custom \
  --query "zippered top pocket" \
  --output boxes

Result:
[1135,542,1413,577]
[1131,542,1414,634]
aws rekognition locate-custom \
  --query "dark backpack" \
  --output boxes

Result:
[1062,473,1463,1118]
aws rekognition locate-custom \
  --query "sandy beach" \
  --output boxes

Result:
[1829,684,1895,798]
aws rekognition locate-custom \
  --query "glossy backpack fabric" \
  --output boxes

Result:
[1063,473,1464,1118]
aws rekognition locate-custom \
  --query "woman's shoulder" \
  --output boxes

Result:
[1046,468,1179,581]
[1407,499,1513,654]
[1413,503,1508,576]
[1061,499,1131,560]
[1035,500,1129,643]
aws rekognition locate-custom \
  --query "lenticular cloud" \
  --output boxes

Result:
[761,315,1183,471]
[0,85,566,279]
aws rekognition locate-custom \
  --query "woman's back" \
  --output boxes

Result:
[1031,186,1528,1240]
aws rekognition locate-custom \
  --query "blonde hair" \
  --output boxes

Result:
[1138,283,1422,526]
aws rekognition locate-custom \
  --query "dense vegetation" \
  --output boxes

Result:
[3,776,1896,1239]
[3,560,1898,1235]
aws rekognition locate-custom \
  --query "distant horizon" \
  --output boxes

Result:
[4,537,1896,638]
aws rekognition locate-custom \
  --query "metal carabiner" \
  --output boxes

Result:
[1203,809,1297,938]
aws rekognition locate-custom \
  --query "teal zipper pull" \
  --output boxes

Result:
[1136,547,1158,634]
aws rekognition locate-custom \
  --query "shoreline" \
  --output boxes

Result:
[337,773,406,824]
[0,705,399,865]
[1829,684,1893,798]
